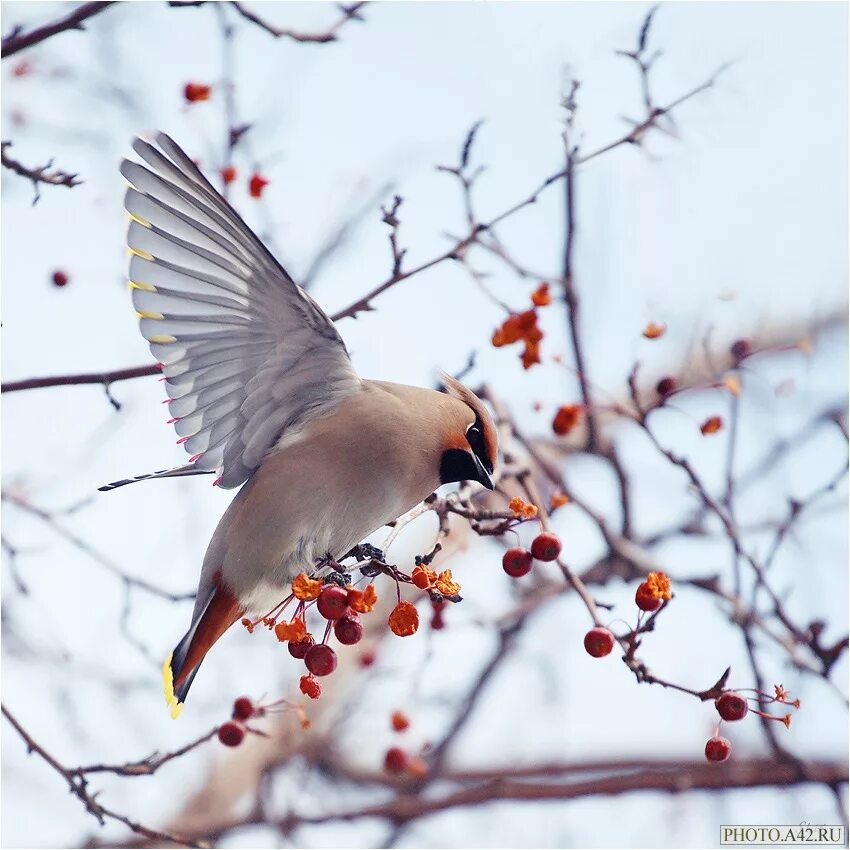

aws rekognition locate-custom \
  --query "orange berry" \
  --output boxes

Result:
[299,674,321,699]
[391,710,410,732]
[389,600,419,637]
[184,82,212,102]
[248,172,269,198]
[552,405,582,436]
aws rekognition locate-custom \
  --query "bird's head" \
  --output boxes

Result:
[437,374,499,491]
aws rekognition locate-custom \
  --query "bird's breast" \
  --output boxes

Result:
[206,389,440,609]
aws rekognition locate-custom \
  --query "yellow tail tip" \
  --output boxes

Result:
[162,652,183,719]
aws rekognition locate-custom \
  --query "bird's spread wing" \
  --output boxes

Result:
[121,133,361,489]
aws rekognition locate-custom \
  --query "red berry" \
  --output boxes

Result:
[705,735,732,762]
[656,376,677,398]
[288,635,315,659]
[730,339,752,360]
[384,746,409,774]
[221,165,237,184]
[530,532,561,562]
[583,627,615,658]
[635,582,662,612]
[502,547,533,577]
[232,696,255,721]
[217,720,245,747]
[360,649,376,667]
[304,643,338,677]
[52,270,69,287]
[316,585,349,620]
[334,615,363,645]
[715,692,749,722]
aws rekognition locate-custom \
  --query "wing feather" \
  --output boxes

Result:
[122,133,361,488]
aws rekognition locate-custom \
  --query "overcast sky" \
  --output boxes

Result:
[1,2,847,847]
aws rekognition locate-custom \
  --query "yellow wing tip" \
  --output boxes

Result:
[162,652,183,720]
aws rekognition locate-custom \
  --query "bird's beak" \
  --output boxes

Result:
[472,454,495,490]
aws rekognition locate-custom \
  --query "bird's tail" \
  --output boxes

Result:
[98,464,214,492]
[162,581,244,718]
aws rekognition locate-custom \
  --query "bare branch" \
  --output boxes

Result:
[1,141,82,205]
[1,1,117,58]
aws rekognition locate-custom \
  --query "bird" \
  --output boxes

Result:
[102,133,499,718]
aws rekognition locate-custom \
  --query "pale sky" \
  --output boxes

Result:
[1,2,847,847]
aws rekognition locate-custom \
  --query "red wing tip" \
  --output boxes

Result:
[176,436,190,445]
[212,476,222,487]
[189,453,203,463]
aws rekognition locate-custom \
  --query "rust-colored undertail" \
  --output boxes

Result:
[162,580,243,718]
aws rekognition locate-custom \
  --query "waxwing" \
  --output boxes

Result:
[101,134,499,717]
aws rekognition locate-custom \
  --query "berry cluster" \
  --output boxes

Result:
[705,685,800,762]
[572,570,801,764]
[216,695,309,748]
[502,531,562,578]
[240,561,458,701]
[491,282,552,369]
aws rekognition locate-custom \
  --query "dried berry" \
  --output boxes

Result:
[300,674,321,699]
[389,600,419,637]
[52,270,69,287]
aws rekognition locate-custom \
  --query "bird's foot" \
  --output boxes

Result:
[342,543,385,563]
